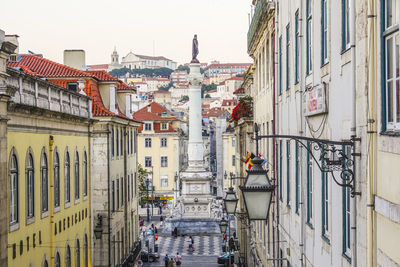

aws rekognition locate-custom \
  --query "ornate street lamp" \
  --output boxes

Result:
[224,187,238,215]
[219,217,228,233]
[239,156,275,221]
[93,214,103,239]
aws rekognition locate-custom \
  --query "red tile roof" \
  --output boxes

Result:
[85,70,119,81]
[133,102,177,122]
[117,82,136,91]
[226,76,244,81]
[87,64,109,70]
[222,99,238,106]
[204,107,226,118]
[233,87,245,94]
[205,63,251,70]
[155,90,170,94]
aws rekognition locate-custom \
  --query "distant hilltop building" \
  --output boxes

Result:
[204,61,251,77]
[88,48,177,72]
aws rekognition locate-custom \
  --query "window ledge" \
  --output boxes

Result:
[321,234,330,245]
[306,222,314,229]
[320,62,330,77]
[342,252,352,263]
[41,211,49,219]
[341,48,351,66]
[74,199,80,205]
[9,222,20,232]
[54,206,61,213]
[65,202,71,209]
[83,195,88,201]
[380,130,400,137]
[26,217,35,225]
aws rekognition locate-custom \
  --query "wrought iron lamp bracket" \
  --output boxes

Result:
[252,134,358,196]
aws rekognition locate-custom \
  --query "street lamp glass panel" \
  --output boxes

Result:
[245,173,269,186]
[241,189,273,220]
[224,189,238,215]
[93,228,102,239]
[219,218,228,233]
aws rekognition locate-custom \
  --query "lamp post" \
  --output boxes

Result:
[146,178,150,222]
[223,187,238,267]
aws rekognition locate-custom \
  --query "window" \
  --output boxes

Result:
[307,142,313,224]
[67,83,78,92]
[295,11,300,83]
[84,234,88,267]
[342,0,350,51]
[83,151,88,197]
[279,141,283,201]
[116,129,119,156]
[66,245,71,267]
[65,151,70,204]
[116,178,120,209]
[75,151,80,200]
[383,0,400,130]
[161,123,168,130]
[295,143,300,214]
[120,129,123,156]
[112,180,115,212]
[145,123,152,131]
[161,175,168,188]
[306,0,313,74]
[161,138,167,147]
[111,127,114,157]
[134,173,137,197]
[9,151,18,224]
[54,152,60,208]
[232,138,236,147]
[130,130,133,153]
[161,156,168,167]
[145,138,152,148]
[26,152,34,218]
[112,235,115,267]
[55,252,61,267]
[75,239,80,267]
[286,24,291,90]
[286,141,290,207]
[321,0,328,64]
[279,36,282,95]
[343,146,352,256]
[121,177,124,206]
[127,130,129,155]
[232,155,236,166]
[41,150,48,213]
[322,167,329,240]
[145,157,152,167]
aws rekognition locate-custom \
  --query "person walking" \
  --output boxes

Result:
[164,254,169,267]
[168,258,174,267]
[174,252,182,267]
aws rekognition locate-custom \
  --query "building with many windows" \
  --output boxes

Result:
[8,51,142,267]
[133,102,185,204]
[1,34,93,267]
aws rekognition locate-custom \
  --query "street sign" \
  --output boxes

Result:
[303,84,327,116]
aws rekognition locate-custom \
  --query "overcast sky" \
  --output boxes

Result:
[1,0,253,66]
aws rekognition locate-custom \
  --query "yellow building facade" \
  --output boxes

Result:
[4,67,93,267]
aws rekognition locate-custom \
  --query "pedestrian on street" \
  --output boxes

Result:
[160,215,163,222]
[173,227,178,238]
[155,226,158,234]
[174,252,182,267]
[137,260,143,267]
[164,254,169,267]
[168,258,174,267]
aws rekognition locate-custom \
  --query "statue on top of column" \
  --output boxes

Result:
[191,34,199,63]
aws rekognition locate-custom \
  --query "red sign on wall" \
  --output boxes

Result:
[303,85,327,116]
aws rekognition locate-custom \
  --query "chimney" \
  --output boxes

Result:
[147,105,151,112]
[63,49,86,70]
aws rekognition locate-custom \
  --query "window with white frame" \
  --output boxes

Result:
[26,152,34,218]
[160,175,168,187]
[9,151,18,224]
[145,138,152,148]
[232,137,236,147]
[145,157,152,167]
[145,123,152,131]
[74,151,80,200]
[232,155,236,166]
[383,0,399,130]
[54,152,60,208]
[161,138,167,147]
[321,0,328,64]
[161,156,168,167]
[83,151,88,197]
[65,151,70,204]
[306,0,313,75]
[41,150,48,213]
[342,0,351,51]
[161,123,168,130]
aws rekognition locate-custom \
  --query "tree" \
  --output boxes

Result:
[138,164,150,206]
[109,67,131,78]
[177,65,190,73]
[159,81,174,91]
[181,95,189,101]
[205,94,211,98]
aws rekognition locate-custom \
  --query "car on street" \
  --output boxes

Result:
[141,251,159,262]
[217,252,234,265]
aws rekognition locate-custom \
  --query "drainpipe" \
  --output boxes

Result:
[124,126,128,261]
[49,136,54,267]
[350,0,357,267]
[273,2,279,266]
[107,126,112,267]
[299,0,305,265]
[367,0,377,266]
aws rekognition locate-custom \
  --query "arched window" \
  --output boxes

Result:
[26,152,34,218]
[54,252,61,267]
[41,150,48,213]
[65,151,70,204]
[43,258,49,267]
[54,152,60,208]
[75,239,80,267]
[83,151,88,197]
[65,245,71,267]
[84,234,88,267]
[75,151,80,200]
[9,151,18,224]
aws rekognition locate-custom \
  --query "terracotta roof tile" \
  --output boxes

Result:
[87,64,109,69]
[85,70,119,81]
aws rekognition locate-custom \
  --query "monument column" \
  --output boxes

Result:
[187,62,204,169]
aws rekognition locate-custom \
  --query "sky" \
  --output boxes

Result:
[1,0,253,66]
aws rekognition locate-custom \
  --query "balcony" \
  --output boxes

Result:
[247,0,274,53]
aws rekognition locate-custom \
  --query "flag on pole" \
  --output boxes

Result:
[248,153,255,170]
[258,154,268,167]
